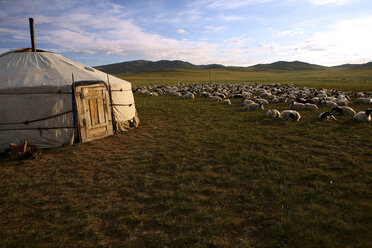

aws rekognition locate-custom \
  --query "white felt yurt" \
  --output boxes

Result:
[0,48,139,152]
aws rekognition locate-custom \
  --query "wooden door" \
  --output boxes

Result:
[74,83,114,142]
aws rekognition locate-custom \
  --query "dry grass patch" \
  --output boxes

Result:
[0,94,371,247]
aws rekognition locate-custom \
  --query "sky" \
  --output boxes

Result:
[0,0,372,67]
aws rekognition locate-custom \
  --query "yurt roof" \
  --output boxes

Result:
[0,48,131,90]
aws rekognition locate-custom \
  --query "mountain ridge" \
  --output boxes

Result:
[95,60,372,75]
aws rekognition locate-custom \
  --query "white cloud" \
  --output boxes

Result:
[148,14,182,24]
[303,16,372,64]
[306,0,355,5]
[226,38,244,44]
[179,9,203,22]
[177,29,188,34]
[257,16,372,65]
[0,0,219,64]
[0,28,15,33]
[204,26,227,32]
[191,0,272,9]
[257,42,281,55]
[273,29,304,37]
[36,15,219,64]
[219,14,244,21]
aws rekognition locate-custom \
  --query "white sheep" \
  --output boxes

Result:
[280,110,301,121]
[355,92,365,98]
[209,96,223,102]
[331,106,356,116]
[182,93,195,99]
[200,91,211,98]
[243,99,255,105]
[289,100,305,110]
[278,96,289,103]
[244,103,264,111]
[172,92,182,97]
[336,99,348,106]
[242,92,252,99]
[324,101,338,108]
[353,109,372,122]
[266,109,281,119]
[304,103,318,110]
[223,99,232,105]
[355,98,372,104]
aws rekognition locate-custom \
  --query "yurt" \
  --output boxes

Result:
[0,48,139,152]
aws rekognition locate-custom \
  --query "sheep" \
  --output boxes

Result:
[327,101,339,108]
[242,92,252,99]
[271,97,280,103]
[295,97,312,104]
[243,99,255,105]
[278,96,289,103]
[336,99,348,106]
[316,93,327,98]
[354,92,365,98]
[280,110,301,121]
[266,109,281,119]
[212,92,226,99]
[355,98,372,104]
[319,111,337,121]
[310,97,320,105]
[209,95,223,102]
[304,103,319,110]
[223,99,232,105]
[289,100,305,110]
[229,94,243,99]
[254,98,269,105]
[200,91,211,98]
[171,92,182,97]
[353,108,372,122]
[244,103,264,111]
[155,89,164,95]
[182,93,195,99]
[320,100,338,108]
[331,106,356,116]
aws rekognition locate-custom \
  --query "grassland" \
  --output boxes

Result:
[120,67,372,91]
[0,70,372,247]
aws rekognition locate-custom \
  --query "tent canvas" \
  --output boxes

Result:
[0,49,139,152]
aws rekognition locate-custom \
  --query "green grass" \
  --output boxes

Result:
[119,67,372,91]
[1,92,371,247]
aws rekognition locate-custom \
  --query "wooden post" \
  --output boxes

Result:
[107,74,117,132]
[29,18,36,52]
[72,74,82,143]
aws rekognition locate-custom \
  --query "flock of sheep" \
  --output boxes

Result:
[133,83,372,122]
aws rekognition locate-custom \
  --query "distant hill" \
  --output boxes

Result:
[94,60,150,74]
[249,61,326,71]
[199,64,226,69]
[95,60,197,74]
[95,59,372,75]
[332,64,361,70]
[349,62,372,70]
[332,62,372,70]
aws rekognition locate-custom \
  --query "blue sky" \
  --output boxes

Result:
[0,0,371,66]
